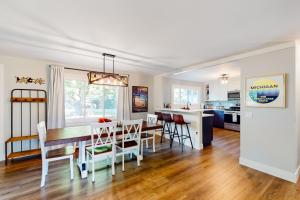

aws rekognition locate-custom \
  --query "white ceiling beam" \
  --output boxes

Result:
[171,41,295,76]
[0,25,174,72]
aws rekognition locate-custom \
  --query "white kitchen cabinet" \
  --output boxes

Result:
[208,81,228,101]
[208,78,240,101]
[227,78,240,92]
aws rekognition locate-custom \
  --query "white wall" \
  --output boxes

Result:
[153,75,164,111]
[2,56,48,158]
[0,55,155,161]
[296,41,300,167]
[0,64,4,161]
[239,47,299,182]
[129,72,154,120]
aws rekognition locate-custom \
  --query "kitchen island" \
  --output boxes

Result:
[159,108,214,150]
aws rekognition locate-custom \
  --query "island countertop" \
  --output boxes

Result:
[159,108,222,113]
[160,108,203,113]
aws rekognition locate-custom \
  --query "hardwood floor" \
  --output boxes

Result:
[1,128,300,200]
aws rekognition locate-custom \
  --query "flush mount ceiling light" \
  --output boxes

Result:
[219,74,229,84]
[87,53,129,87]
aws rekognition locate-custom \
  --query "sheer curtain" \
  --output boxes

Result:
[117,87,130,121]
[48,65,65,128]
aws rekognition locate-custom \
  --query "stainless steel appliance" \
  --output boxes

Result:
[228,91,240,100]
[224,106,240,131]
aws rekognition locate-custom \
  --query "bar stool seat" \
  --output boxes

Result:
[173,114,194,152]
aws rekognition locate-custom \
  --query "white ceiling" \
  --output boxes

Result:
[0,0,300,75]
[172,62,240,83]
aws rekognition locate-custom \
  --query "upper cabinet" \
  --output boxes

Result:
[207,78,240,101]
[209,81,227,101]
[227,78,240,92]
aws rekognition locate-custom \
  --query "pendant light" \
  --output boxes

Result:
[219,74,229,84]
[87,53,129,87]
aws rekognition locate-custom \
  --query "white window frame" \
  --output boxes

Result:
[64,70,118,126]
[171,85,201,109]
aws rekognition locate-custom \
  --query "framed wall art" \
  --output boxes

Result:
[132,86,148,113]
[245,74,286,108]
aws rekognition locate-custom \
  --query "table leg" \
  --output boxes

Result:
[77,141,88,178]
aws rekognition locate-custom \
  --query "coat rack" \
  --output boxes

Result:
[5,89,47,165]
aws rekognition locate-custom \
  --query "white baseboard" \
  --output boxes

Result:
[239,157,300,183]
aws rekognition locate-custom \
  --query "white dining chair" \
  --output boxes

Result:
[140,114,158,160]
[86,122,117,182]
[116,119,143,171]
[37,121,75,187]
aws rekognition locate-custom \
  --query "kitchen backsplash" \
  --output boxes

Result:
[204,100,240,109]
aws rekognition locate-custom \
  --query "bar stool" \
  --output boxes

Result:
[173,114,193,152]
[154,111,164,143]
[162,113,181,147]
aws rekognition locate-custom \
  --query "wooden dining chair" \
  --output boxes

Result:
[116,119,143,171]
[86,122,117,182]
[140,114,158,160]
[37,121,75,187]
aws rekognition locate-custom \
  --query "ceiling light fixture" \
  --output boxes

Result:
[219,74,229,84]
[87,53,129,87]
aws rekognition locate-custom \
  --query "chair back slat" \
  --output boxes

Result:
[147,114,158,124]
[37,121,47,158]
[90,122,117,149]
[122,119,143,144]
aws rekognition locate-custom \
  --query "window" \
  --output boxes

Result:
[173,87,199,106]
[65,79,118,125]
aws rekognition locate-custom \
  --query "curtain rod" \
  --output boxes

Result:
[64,67,92,72]
[49,66,130,76]
[49,65,93,72]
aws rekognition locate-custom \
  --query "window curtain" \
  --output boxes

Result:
[48,65,65,128]
[117,87,130,121]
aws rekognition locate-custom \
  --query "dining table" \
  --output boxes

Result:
[46,121,163,178]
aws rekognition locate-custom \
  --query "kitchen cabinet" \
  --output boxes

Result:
[203,110,224,128]
[227,78,241,92]
[208,81,227,101]
[202,115,214,147]
[213,110,224,128]
[207,78,240,101]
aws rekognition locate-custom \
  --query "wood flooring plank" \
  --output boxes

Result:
[0,128,299,200]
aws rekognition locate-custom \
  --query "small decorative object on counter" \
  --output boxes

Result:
[15,76,46,85]
[117,121,123,127]
[98,118,112,123]
[163,103,171,108]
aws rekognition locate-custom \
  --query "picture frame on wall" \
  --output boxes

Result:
[245,73,286,108]
[132,86,148,113]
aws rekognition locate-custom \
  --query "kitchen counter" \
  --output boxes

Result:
[160,108,203,113]
[202,114,214,117]
[160,108,224,113]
